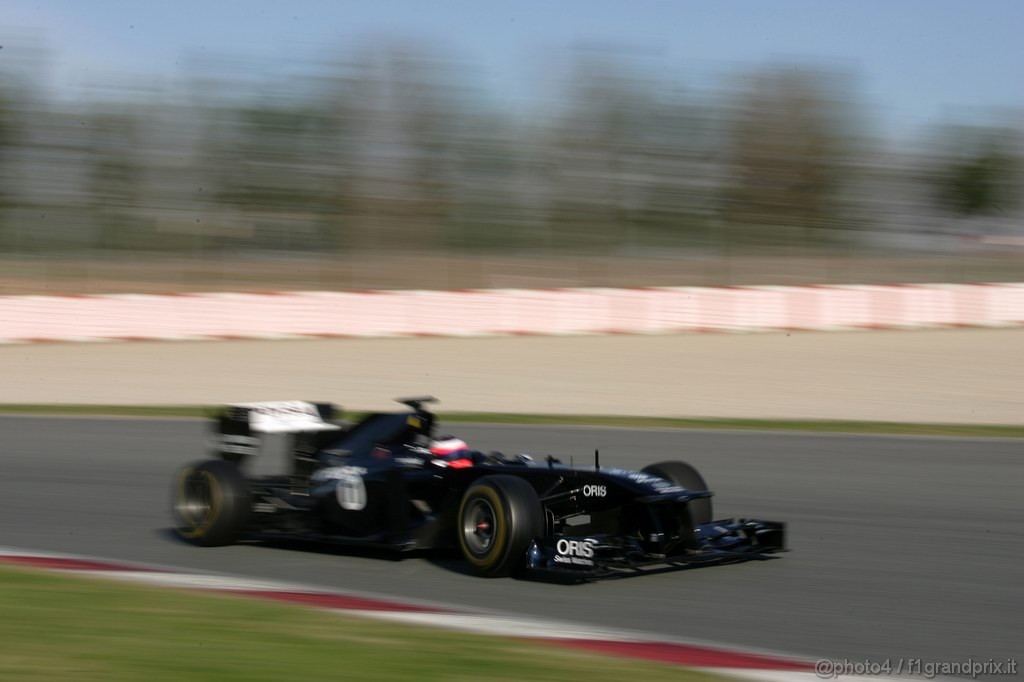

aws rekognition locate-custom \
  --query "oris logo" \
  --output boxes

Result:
[556,539,595,558]
[582,484,606,498]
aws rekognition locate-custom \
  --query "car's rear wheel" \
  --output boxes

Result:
[457,475,544,578]
[173,460,250,547]
[641,460,713,525]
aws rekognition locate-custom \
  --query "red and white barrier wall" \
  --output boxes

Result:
[1,283,1022,344]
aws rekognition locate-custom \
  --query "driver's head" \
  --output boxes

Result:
[428,436,470,459]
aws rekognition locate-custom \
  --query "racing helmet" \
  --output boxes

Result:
[426,436,474,469]
[428,436,470,458]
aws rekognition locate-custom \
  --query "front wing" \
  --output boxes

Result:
[525,518,786,578]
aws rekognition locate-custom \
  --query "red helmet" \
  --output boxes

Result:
[428,436,474,468]
[429,436,470,457]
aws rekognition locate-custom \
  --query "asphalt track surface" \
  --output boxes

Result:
[1,416,1020,664]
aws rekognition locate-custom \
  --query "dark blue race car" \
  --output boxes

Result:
[173,398,786,579]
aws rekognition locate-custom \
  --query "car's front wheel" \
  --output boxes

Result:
[173,459,250,547]
[457,475,544,578]
[641,460,713,525]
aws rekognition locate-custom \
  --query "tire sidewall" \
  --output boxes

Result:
[457,475,543,577]
[457,483,511,573]
[173,459,249,546]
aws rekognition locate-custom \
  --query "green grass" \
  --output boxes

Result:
[0,403,1022,437]
[0,565,715,682]
[0,404,214,418]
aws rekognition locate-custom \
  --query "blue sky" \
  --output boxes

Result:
[3,0,1021,136]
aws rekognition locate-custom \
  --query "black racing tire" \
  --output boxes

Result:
[173,460,250,547]
[641,460,713,526]
[457,475,544,578]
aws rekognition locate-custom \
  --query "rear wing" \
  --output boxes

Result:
[210,401,341,462]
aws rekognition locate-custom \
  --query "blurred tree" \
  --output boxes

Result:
[445,109,535,250]
[722,67,856,246]
[931,126,1020,219]
[342,44,464,251]
[543,52,719,252]
[544,55,657,251]
[0,88,14,247]
[86,111,146,250]
[0,72,28,250]
[311,67,360,252]
[632,97,722,246]
[206,100,340,251]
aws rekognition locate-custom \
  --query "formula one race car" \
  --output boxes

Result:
[172,398,786,578]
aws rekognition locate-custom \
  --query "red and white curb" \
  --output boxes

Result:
[0,546,831,680]
[1,283,1022,344]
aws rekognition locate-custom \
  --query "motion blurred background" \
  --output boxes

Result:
[1,6,1022,676]
[0,0,1021,295]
